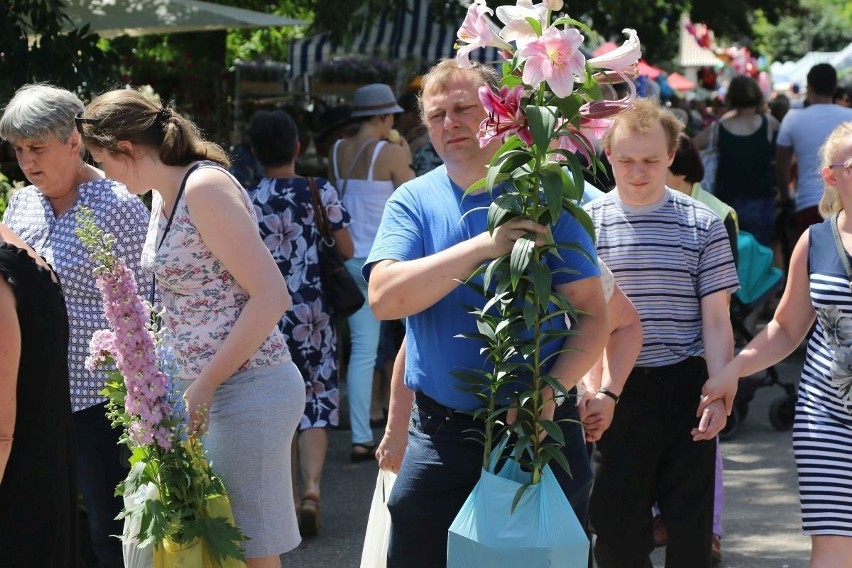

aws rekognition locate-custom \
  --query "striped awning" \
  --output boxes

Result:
[289,0,501,78]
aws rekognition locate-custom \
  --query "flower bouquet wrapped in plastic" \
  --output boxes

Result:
[446,1,641,566]
[76,207,247,568]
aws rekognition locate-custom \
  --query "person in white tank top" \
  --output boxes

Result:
[327,83,415,461]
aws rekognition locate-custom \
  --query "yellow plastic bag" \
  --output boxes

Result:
[203,494,246,568]
[153,538,202,568]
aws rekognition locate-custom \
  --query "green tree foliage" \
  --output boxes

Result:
[0,0,119,101]
[753,0,851,62]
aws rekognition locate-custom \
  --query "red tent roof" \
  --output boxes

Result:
[667,72,696,91]
[637,60,662,79]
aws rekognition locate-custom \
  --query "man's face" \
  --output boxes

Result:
[606,122,674,206]
[421,71,493,168]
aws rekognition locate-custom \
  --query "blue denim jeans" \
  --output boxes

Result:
[74,402,126,568]
[386,392,592,568]
[345,257,382,445]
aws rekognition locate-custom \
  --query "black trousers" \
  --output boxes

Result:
[590,357,716,568]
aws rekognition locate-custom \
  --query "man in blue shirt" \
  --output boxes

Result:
[365,59,609,568]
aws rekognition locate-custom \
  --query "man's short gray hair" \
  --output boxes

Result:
[0,84,83,144]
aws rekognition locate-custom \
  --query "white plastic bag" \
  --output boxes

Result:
[122,481,158,568]
[360,469,397,568]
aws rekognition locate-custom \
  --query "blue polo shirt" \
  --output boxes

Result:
[364,166,600,410]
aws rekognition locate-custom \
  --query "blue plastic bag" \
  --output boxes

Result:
[447,440,589,567]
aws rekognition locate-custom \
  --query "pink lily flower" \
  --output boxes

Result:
[456,0,513,69]
[588,29,641,75]
[552,118,612,163]
[517,25,585,98]
[477,84,533,147]
[579,73,637,119]
[495,0,549,48]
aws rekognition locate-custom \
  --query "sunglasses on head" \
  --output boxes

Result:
[74,111,101,134]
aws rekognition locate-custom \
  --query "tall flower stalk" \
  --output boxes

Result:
[76,207,246,563]
[455,0,640,483]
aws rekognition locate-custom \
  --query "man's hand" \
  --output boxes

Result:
[376,427,408,473]
[481,217,547,259]
[579,391,617,442]
[692,398,727,441]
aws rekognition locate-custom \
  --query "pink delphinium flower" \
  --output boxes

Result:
[478,84,533,148]
[456,0,513,69]
[86,329,117,371]
[518,25,585,98]
[96,257,174,450]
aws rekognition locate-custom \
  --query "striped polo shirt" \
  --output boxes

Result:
[584,188,739,368]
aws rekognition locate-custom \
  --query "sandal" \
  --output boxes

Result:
[299,495,320,537]
[350,442,377,462]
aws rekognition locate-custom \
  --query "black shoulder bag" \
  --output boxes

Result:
[308,177,365,319]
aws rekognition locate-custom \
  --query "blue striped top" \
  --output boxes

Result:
[584,188,739,367]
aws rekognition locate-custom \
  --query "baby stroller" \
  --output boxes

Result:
[720,231,797,441]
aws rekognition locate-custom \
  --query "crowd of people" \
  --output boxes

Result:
[0,53,851,568]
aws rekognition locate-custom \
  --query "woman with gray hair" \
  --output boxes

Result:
[0,83,150,568]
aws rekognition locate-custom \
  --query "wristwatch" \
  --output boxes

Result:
[597,387,620,405]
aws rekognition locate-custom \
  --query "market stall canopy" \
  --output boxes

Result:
[637,60,662,79]
[666,72,695,91]
[61,0,308,38]
[288,0,501,78]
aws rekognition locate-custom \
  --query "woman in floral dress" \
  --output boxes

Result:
[248,109,353,537]
[702,122,852,566]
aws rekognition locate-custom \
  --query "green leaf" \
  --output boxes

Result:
[539,166,566,224]
[510,235,535,290]
[530,261,552,310]
[525,105,558,153]
[486,197,518,233]
[539,419,564,445]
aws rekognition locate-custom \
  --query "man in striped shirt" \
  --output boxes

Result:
[584,99,739,567]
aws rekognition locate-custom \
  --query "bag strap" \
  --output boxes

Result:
[709,121,718,149]
[831,212,852,290]
[308,177,334,246]
[339,138,377,198]
[149,162,203,305]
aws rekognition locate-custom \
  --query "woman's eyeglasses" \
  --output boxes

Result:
[74,111,101,134]
[829,160,852,175]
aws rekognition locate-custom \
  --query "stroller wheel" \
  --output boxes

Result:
[769,395,796,431]
[720,405,741,441]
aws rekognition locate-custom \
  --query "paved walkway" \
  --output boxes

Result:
[282,349,811,568]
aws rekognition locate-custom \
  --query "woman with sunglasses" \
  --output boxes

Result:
[77,88,304,568]
[0,83,150,568]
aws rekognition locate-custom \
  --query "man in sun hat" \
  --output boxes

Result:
[327,82,415,465]
[364,59,608,568]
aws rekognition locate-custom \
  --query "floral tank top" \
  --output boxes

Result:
[141,162,291,381]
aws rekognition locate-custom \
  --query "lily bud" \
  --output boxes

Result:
[545,0,564,10]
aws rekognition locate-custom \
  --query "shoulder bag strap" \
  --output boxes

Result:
[831,212,852,291]
[149,162,203,305]
[308,177,334,245]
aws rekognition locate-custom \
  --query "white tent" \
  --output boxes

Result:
[770,41,852,91]
[288,0,500,79]
[62,0,307,38]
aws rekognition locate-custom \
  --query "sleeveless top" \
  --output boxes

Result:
[715,115,774,201]
[332,139,396,258]
[0,244,78,566]
[140,162,291,382]
[803,217,852,417]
